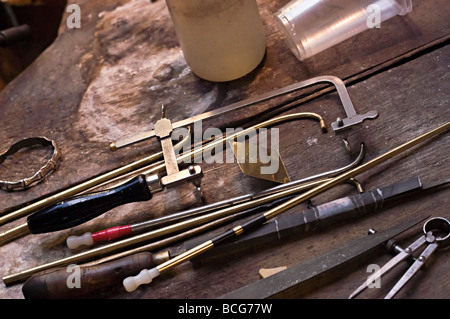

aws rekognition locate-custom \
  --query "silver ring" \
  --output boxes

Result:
[0,137,61,191]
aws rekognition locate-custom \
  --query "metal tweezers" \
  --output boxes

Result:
[349,217,450,299]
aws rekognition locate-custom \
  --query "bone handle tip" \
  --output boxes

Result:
[123,268,160,292]
[66,232,94,250]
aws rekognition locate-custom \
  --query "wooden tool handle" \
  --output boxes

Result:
[22,252,167,299]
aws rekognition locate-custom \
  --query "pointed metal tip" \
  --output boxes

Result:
[348,285,364,299]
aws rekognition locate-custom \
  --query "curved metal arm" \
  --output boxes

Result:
[111,75,378,150]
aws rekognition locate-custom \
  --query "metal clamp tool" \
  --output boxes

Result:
[153,105,203,189]
[349,216,450,299]
[110,75,378,150]
[0,76,372,226]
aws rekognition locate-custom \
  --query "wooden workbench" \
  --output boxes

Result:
[0,0,448,302]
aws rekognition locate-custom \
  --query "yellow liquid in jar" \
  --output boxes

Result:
[166,0,266,82]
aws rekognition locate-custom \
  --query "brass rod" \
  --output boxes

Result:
[140,112,326,177]
[5,121,447,286]
[0,113,323,229]
[82,209,255,267]
[263,122,450,220]
[0,223,31,246]
[2,178,327,285]
[0,112,325,248]
[111,75,344,150]
[0,146,169,226]
[152,121,450,276]
[71,143,364,262]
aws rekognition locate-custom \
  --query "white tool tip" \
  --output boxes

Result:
[123,268,160,292]
[66,232,94,249]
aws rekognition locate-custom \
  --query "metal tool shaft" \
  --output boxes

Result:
[66,144,365,249]
[2,178,326,285]
[185,176,426,259]
[1,74,360,226]
[123,121,449,291]
[349,216,450,299]
[0,113,325,246]
[0,144,168,226]
[111,75,374,150]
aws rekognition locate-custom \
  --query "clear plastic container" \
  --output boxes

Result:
[165,0,266,82]
[274,0,413,61]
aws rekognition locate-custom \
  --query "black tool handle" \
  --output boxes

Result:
[22,252,162,299]
[27,175,152,234]
[0,24,31,47]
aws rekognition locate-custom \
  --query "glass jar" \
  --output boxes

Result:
[165,0,266,82]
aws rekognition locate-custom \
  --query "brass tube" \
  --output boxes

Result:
[82,208,254,267]
[0,112,326,248]
[138,112,326,177]
[0,113,323,228]
[263,121,449,220]
[0,223,31,246]
[2,178,327,285]
[0,135,192,226]
[4,121,448,284]
[157,241,214,273]
[151,121,450,275]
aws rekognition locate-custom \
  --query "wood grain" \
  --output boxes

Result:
[0,0,448,299]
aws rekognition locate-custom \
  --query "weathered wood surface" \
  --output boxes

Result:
[0,0,449,299]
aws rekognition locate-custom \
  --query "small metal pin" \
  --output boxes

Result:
[161,104,166,119]
[425,232,436,243]
[368,228,405,255]
[342,137,352,152]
